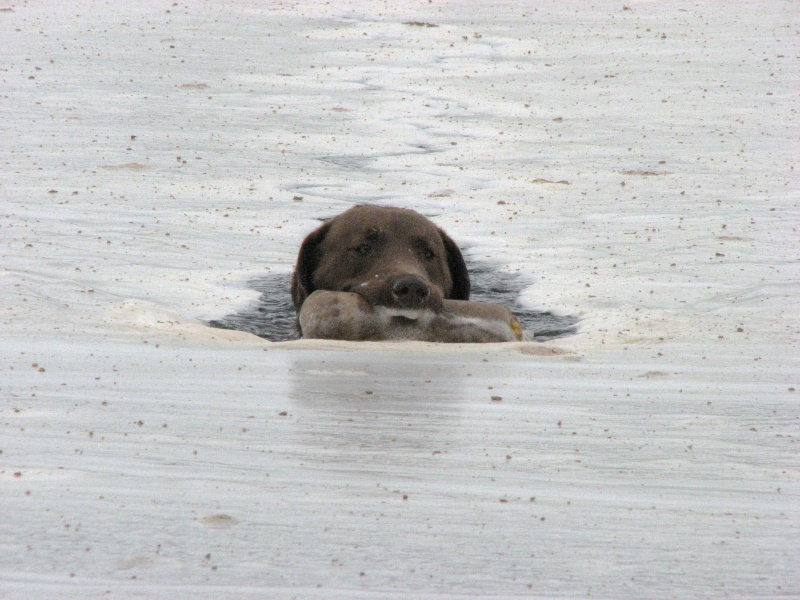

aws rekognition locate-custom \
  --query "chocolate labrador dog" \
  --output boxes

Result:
[291,205,470,319]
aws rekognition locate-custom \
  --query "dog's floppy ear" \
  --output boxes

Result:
[438,228,470,300]
[291,221,331,311]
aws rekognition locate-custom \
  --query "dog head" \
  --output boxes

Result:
[291,205,470,312]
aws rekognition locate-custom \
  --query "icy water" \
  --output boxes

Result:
[207,260,579,342]
[2,0,798,598]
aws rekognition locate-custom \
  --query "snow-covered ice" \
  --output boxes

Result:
[1,1,798,598]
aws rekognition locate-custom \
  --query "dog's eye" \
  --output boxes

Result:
[422,248,436,260]
[354,244,371,256]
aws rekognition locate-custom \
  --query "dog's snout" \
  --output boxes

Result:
[391,275,430,308]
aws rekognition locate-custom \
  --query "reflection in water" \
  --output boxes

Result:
[287,350,469,455]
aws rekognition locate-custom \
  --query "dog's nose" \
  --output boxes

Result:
[391,275,430,308]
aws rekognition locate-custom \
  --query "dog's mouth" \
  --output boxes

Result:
[374,307,437,326]
[345,279,444,315]
[381,308,423,320]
